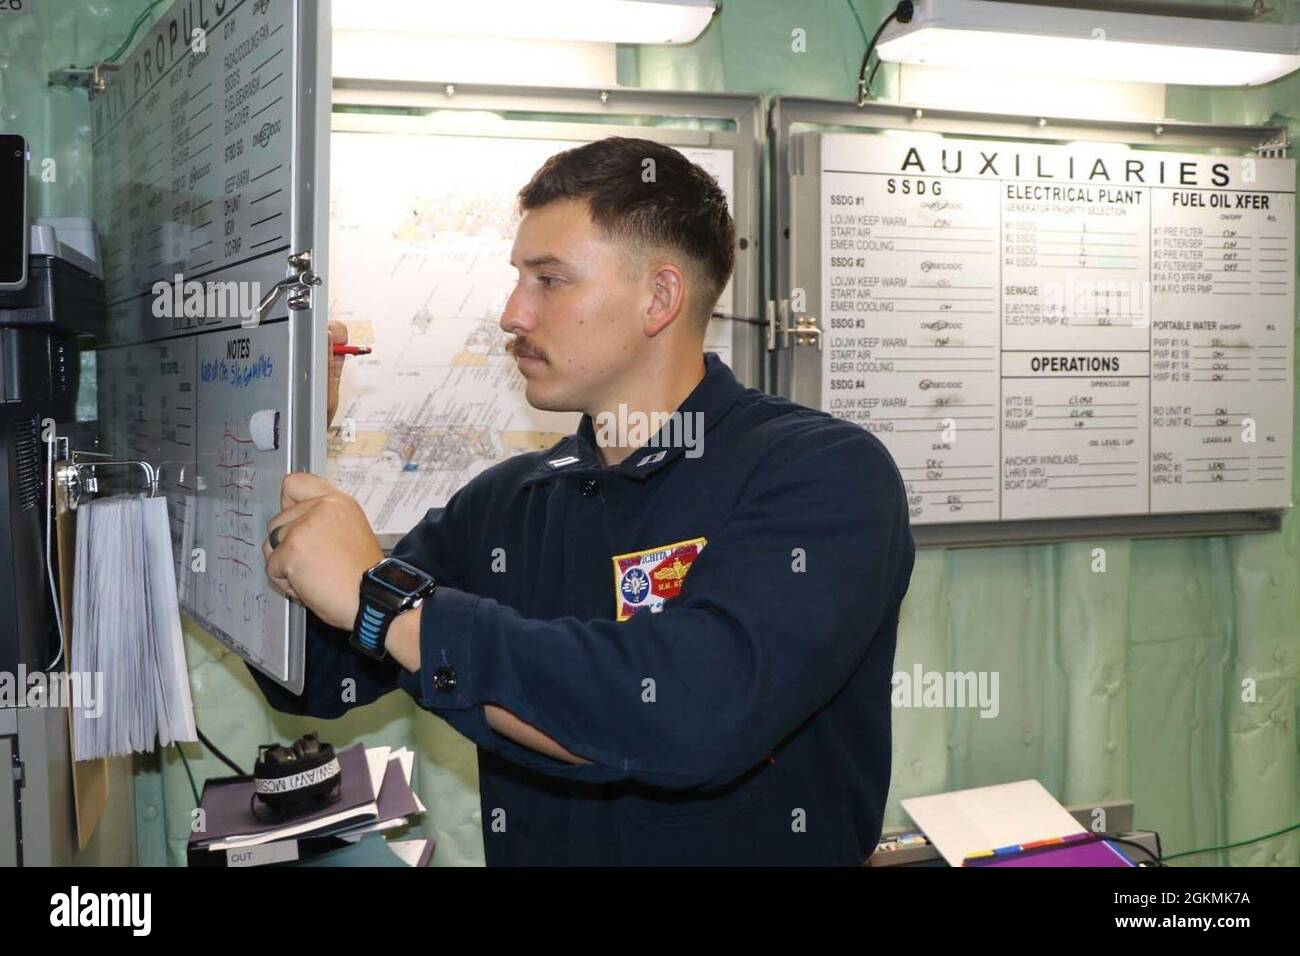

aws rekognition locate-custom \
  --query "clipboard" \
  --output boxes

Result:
[53,458,111,852]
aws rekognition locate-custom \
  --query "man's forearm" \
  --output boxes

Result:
[385,605,590,766]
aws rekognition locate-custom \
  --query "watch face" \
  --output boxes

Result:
[371,558,433,596]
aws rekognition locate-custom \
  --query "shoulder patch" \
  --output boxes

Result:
[612,537,707,622]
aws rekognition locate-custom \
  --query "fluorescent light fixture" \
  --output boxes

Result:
[876,0,1300,86]
[898,63,1165,121]
[332,32,618,85]
[331,0,717,45]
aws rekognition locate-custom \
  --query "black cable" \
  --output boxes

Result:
[711,310,768,327]
[176,745,201,807]
[857,1,914,102]
[1102,833,1165,867]
[196,724,247,776]
[867,56,884,95]
[1162,820,1300,863]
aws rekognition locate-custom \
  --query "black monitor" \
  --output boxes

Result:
[0,133,27,291]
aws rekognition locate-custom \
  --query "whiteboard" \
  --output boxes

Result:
[327,124,738,539]
[792,131,1293,527]
[92,0,326,690]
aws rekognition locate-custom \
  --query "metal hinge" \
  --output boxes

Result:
[11,754,24,788]
[771,297,823,349]
[790,313,822,348]
[1254,129,1290,159]
[250,250,322,328]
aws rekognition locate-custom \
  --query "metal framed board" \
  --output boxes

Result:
[771,97,1292,548]
[91,0,332,692]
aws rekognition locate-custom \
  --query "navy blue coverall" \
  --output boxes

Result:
[249,352,915,865]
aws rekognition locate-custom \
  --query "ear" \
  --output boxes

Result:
[642,262,687,338]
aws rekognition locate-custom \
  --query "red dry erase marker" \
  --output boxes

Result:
[331,344,372,356]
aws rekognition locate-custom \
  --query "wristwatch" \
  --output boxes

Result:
[350,557,438,660]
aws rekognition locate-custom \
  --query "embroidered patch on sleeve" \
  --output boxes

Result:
[611,537,707,622]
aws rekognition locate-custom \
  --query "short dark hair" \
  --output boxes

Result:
[517,136,735,323]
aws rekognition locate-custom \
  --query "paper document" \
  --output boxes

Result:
[901,779,1087,867]
[71,494,196,760]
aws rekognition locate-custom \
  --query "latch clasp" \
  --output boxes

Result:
[249,250,322,328]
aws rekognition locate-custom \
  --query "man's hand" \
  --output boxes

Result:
[263,472,383,629]
[326,319,348,426]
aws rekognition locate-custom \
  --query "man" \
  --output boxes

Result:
[251,136,914,865]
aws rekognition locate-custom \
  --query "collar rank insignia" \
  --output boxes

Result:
[611,537,707,622]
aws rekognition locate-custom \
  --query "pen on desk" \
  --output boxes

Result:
[331,344,372,356]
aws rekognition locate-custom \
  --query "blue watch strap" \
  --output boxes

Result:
[351,558,437,660]
[353,602,393,658]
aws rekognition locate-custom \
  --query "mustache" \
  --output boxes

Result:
[506,338,547,362]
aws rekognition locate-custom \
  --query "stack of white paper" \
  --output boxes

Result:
[71,494,197,760]
[901,780,1088,866]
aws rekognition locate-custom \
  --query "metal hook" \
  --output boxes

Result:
[56,458,160,510]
